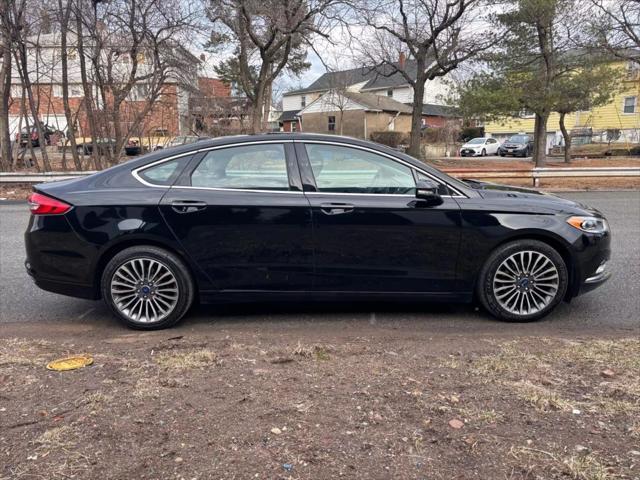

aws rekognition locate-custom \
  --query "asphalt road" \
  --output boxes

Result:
[1,191,638,335]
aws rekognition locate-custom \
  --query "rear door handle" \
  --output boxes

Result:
[320,202,354,215]
[171,200,207,214]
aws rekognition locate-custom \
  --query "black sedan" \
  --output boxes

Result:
[25,134,611,329]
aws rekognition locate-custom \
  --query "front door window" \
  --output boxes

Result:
[304,144,415,194]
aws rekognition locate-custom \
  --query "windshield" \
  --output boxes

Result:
[507,135,529,143]
[466,138,485,145]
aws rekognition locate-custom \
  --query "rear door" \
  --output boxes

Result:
[296,141,462,294]
[158,141,314,292]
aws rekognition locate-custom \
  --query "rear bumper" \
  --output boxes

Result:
[25,260,98,299]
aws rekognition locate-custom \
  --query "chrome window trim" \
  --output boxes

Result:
[131,138,467,198]
[131,140,295,189]
[296,139,467,198]
[170,185,304,195]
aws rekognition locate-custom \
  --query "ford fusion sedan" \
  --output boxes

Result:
[25,134,611,329]
[460,137,500,157]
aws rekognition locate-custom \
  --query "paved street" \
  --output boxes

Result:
[1,191,638,335]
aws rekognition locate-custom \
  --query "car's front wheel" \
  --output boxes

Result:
[477,240,568,322]
[101,246,194,329]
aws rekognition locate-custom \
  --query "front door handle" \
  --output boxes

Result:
[171,200,207,214]
[320,202,354,215]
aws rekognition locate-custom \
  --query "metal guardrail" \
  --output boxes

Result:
[0,171,97,183]
[0,167,638,187]
[444,167,640,187]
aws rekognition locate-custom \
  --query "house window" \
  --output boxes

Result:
[520,109,535,118]
[291,121,297,132]
[328,115,336,132]
[301,96,306,108]
[129,84,149,101]
[70,84,84,98]
[52,85,62,97]
[10,84,23,98]
[623,96,637,114]
[627,61,640,80]
[386,89,393,97]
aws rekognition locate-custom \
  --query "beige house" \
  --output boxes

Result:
[296,90,412,139]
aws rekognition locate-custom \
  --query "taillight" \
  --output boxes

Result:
[27,192,72,215]
[31,132,38,140]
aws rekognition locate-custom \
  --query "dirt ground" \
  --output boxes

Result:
[1,327,638,480]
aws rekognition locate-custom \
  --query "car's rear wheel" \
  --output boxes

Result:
[101,246,194,329]
[477,240,568,322]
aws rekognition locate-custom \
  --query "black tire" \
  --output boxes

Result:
[101,245,194,330]
[499,152,506,157]
[481,148,486,157]
[477,240,568,322]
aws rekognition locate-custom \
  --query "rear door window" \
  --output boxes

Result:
[191,144,290,191]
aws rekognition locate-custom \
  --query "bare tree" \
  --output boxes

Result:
[74,0,201,165]
[208,0,343,134]
[589,0,640,60]
[355,0,496,158]
[55,0,82,170]
[0,0,12,171]
[5,0,52,170]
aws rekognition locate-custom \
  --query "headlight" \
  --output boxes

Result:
[567,216,609,233]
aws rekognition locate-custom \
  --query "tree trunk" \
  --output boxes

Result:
[532,113,548,167]
[14,47,51,171]
[76,10,101,170]
[408,60,426,159]
[0,46,12,172]
[559,112,571,163]
[251,84,266,134]
[58,0,82,171]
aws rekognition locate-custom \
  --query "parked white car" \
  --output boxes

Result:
[460,137,500,157]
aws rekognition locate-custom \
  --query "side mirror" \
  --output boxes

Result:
[415,179,443,205]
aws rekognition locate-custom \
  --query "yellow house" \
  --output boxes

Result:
[484,58,640,151]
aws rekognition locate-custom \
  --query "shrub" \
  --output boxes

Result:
[370,131,409,148]
[459,126,485,142]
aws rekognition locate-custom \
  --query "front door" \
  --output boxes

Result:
[160,142,314,292]
[296,142,461,293]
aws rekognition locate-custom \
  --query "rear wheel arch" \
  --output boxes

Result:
[93,238,198,300]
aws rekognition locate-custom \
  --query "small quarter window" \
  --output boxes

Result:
[137,157,189,186]
[191,144,289,191]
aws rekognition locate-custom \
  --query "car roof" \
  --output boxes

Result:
[119,132,422,168]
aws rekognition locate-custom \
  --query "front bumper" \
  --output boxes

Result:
[460,149,480,156]
[578,260,611,295]
[498,147,527,156]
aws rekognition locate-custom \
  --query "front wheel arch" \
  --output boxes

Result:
[477,232,577,301]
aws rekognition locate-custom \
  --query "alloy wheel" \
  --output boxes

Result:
[492,250,559,316]
[110,258,179,323]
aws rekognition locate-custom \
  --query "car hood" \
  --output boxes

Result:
[461,143,482,148]
[462,180,601,216]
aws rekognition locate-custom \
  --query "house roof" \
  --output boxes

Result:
[342,91,412,113]
[286,61,422,95]
[280,110,300,122]
[422,103,459,117]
